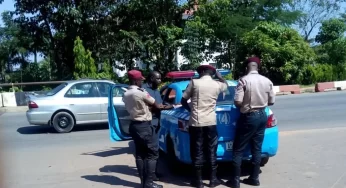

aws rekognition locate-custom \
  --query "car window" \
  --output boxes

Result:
[163,88,177,104]
[96,82,113,97]
[46,83,68,96]
[113,86,127,97]
[64,83,99,98]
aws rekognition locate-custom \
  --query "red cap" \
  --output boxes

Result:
[128,70,145,80]
[196,65,216,74]
[246,57,261,65]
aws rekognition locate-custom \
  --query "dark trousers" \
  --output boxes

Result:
[189,125,218,168]
[129,121,159,186]
[129,121,159,161]
[232,109,267,178]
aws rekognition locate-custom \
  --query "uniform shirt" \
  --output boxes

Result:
[142,83,162,125]
[122,85,155,121]
[234,71,275,114]
[183,75,228,127]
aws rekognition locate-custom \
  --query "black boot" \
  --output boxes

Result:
[226,165,240,188]
[190,166,204,188]
[209,165,223,187]
[144,160,163,188]
[226,176,240,188]
[153,159,162,181]
[242,164,260,186]
[136,159,145,188]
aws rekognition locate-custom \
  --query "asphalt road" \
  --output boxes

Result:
[270,90,346,131]
[0,90,345,188]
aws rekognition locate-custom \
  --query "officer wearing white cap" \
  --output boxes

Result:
[226,57,275,188]
[181,65,228,188]
[122,70,164,188]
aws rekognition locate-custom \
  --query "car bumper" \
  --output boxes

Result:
[174,126,279,164]
[26,110,53,125]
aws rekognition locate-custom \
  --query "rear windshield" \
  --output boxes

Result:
[182,86,236,105]
[46,83,68,96]
[217,86,236,105]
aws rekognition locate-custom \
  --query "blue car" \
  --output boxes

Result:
[108,70,279,168]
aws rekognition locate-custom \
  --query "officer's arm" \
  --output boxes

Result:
[142,92,163,110]
[268,81,275,106]
[181,81,193,112]
[234,79,245,108]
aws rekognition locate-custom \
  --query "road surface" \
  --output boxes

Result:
[0,91,345,188]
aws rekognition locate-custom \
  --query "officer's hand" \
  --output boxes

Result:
[215,71,222,79]
[163,104,174,110]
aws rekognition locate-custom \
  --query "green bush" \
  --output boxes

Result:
[300,63,346,85]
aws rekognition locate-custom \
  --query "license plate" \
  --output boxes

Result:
[225,141,233,151]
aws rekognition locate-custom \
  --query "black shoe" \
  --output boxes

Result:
[242,178,260,186]
[144,160,163,188]
[225,176,240,188]
[190,166,204,188]
[136,159,145,188]
[209,165,223,187]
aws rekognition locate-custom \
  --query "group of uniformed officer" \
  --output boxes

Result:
[122,56,275,188]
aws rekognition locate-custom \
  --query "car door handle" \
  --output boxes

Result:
[69,104,75,105]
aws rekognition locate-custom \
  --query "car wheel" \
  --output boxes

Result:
[260,157,269,167]
[52,111,75,133]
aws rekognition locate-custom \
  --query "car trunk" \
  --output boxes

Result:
[215,105,240,142]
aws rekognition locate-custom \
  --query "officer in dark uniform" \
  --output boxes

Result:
[181,65,228,188]
[142,71,173,180]
[122,70,164,188]
[226,57,275,188]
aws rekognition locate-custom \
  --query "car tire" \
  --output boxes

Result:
[52,111,75,133]
[260,157,269,167]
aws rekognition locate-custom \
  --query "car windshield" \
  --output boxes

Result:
[46,83,68,96]
[181,85,236,105]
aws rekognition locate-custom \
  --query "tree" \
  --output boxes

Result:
[240,22,316,84]
[289,0,346,42]
[73,36,98,79]
[315,18,346,44]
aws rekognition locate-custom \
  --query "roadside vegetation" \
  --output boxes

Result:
[1,0,346,92]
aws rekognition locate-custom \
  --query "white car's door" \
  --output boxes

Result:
[96,82,127,121]
[64,82,101,123]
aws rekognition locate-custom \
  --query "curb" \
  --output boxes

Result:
[315,81,346,92]
[0,106,28,114]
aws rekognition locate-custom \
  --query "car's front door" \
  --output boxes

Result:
[108,84,133,141]
[64,82,101,123]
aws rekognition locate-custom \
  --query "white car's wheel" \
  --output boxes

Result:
[52,111,75,133]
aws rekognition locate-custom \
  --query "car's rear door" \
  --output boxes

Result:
[63,82,102,123]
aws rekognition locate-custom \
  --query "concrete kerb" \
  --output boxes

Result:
[0,106,28,114]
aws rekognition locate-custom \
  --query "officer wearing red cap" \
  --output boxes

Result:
[226,57,275,188]
[122,70,164,188]
[181,65,228,188]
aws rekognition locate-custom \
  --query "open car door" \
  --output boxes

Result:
[108,84,132,141]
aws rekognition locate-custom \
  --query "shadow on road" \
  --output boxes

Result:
[82,141,135,157]
[81,175,140,187]
[17,123,109,135]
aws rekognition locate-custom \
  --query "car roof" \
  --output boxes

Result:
[62,79,115,85]
[167,80,238,91]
